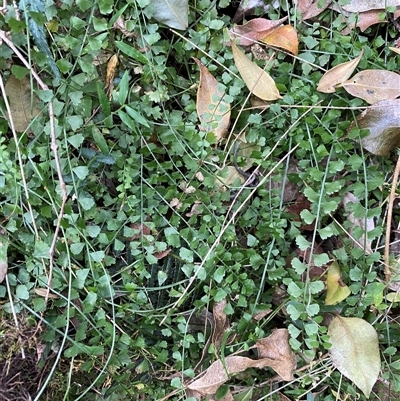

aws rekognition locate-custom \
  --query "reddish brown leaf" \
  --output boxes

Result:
[153,249,172,260]
[298,0,332,20]
[229,17,288,46]
[342,10,390,35]
[212,300,230,351]
[262,25,299,56]
[194,58,231,142]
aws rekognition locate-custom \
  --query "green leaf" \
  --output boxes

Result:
[73,166,89,180]
[98,0,113,14]
[115,41,149,64]
[90,251,105,262]
[125,105,150,127]
[78,196,95,210]
[68,134,85,149]
[16,284,29,300]
[72,268,90,289]
[146,0,188,30]
[328,316,380,397]
[11,65,29,79]
[97,82,111,117]
[67,115,83,131]
[71,243,85,255]
[118,70,130,105]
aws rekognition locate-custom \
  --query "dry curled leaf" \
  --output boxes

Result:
[212,299,230,351]
[262,25,299,55]
[298,0,332,20]
[5,75,41,132]
[256,328,296,381]
[105,54,119,96]
[317,49,364,93]
[194,58,231,142]
[349,99,400,156]
[339,69,400,104]
[188,329,295,396]
[34,288,59,299]
[113,16,136,38]
[229,17,288,46]
[231,42,281,101]
[325,261,351,305]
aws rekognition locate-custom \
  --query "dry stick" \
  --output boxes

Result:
[384,153,400,282]
[0,30,68,302]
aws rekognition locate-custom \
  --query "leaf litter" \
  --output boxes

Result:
[188,328,295,396]
[231,41,281,101]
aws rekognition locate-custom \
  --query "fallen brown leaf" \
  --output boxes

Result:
[340,69,400,104]
[298,0,332,20]
[262,25,299,56]
[317,49,364,93]
[194,58,231,142]
[212,299,230,351]
[256,328,296,381]
[230,17,288,46]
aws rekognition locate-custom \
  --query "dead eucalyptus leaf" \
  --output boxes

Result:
[0,230,9,283]
[328,316,380,398]
[5,75,41,132]
[194,58,231,142]
[188,329,295,395]
[339,70,400,104]
[212,299,230,351]
[34,288,59,299]
[317,49,364,93]
[349,99,400,156]
[188,356,272,395]
[298,0,332,20]
[325,261,351,305]
[256,329,296,381]
[342,0,400,12]
[341,9,395,35]
[389,47,400,55]
[230,17,288,46]
[261,25,299,55]
[231,42,281,101]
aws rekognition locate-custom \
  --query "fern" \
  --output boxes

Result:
[19,0,61,84]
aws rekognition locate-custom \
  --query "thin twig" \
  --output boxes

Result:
[0,29,68,302]
[384,153,400,282]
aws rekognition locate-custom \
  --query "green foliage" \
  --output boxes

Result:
[1,0,399,400]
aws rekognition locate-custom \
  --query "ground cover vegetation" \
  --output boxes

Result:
[1,0,400,399]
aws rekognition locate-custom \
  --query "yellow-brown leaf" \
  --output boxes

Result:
[262,25,299,56]
[231,42,281,101]
[325,262,351,305]
[194,58,231,142]
[339,69,400,104]
[317,49,364,93]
